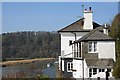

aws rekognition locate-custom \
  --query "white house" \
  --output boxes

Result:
[58,7,116,79]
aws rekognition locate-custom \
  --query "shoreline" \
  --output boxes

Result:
[0,58,55,67]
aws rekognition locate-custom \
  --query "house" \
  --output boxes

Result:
[58,7,116,79]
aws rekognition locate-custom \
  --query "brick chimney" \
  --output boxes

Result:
[83,7,93,29]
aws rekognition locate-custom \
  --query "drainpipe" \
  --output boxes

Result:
[71,32,77,58]
[71,32,76,78]
[71,32,76,41]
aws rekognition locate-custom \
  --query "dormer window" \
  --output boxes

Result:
[88,41,97,53]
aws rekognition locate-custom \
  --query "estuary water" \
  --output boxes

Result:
[2,59,57,78]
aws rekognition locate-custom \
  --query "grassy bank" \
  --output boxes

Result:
[0,58,55,67]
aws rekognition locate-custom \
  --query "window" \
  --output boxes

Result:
[88,42,92,52]
[73,43,81,58]
[93,68,97,75]
[88,41,97,52]
[69,40,72,46]
[89,68,92,77]
[107,69,111,72]
[99,69,101,72]
[99,69,105,72]
[94,42,97,52]
[102,69,105,72]
[67,62,73,72]
[89,68,97,77]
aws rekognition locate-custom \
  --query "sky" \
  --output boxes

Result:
[2,2,119,33]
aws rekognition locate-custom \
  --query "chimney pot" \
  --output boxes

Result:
[89,7,92,11]
[105,24,108,29]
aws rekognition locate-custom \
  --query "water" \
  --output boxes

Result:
[2,59,57,78]
[42,65,56,78]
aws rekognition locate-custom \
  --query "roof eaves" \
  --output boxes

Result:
[82,39,115,41]
[58,30,91,33]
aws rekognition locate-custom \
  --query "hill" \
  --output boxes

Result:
[2,31,60,60]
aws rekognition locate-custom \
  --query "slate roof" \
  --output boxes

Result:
[85,58,114,67]
[75,28,114,42]
[58,18,101,32]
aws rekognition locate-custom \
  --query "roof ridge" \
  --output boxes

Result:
[81,29,98,41]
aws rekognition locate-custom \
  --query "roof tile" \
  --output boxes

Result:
[58,18,101,32]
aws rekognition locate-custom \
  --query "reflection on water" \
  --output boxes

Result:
[2,59,56,78]
[42,65,56,78]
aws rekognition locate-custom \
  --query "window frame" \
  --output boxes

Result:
[69,40,72,46]
[88,42,92,52]
[88,41,97,53]
[99,69,105,72]
[73,43,81,58]
[93,68,97,75]
[107,69,111,72]
[89,68,92,77]
[67,62,73,72]
[94,42,97,52]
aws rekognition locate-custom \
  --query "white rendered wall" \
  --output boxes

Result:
[84,60,89,78]
[72,59,89,78]
[84,11,93,29]
[97,41,116,61]
[73,59,83,78]
[62,60,64,71]
[60,32,88,58]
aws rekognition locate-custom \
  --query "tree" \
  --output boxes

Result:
[2,31,60,60]
[109,13,120,78]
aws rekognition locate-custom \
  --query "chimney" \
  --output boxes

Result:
[103,24,109,35]
[83,7,93,29]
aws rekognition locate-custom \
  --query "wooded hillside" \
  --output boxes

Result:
[2,31,60,60]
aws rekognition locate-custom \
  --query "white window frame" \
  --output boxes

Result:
[89,68,92,77]
[93,68,97,75]
[94,42,97,52]
[67,62,73,72]
[99,69,105,72]
[89,68,98,78]
[73,43,81,58]
[88,41,97,53]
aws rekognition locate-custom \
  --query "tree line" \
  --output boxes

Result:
[2,31,60,60]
